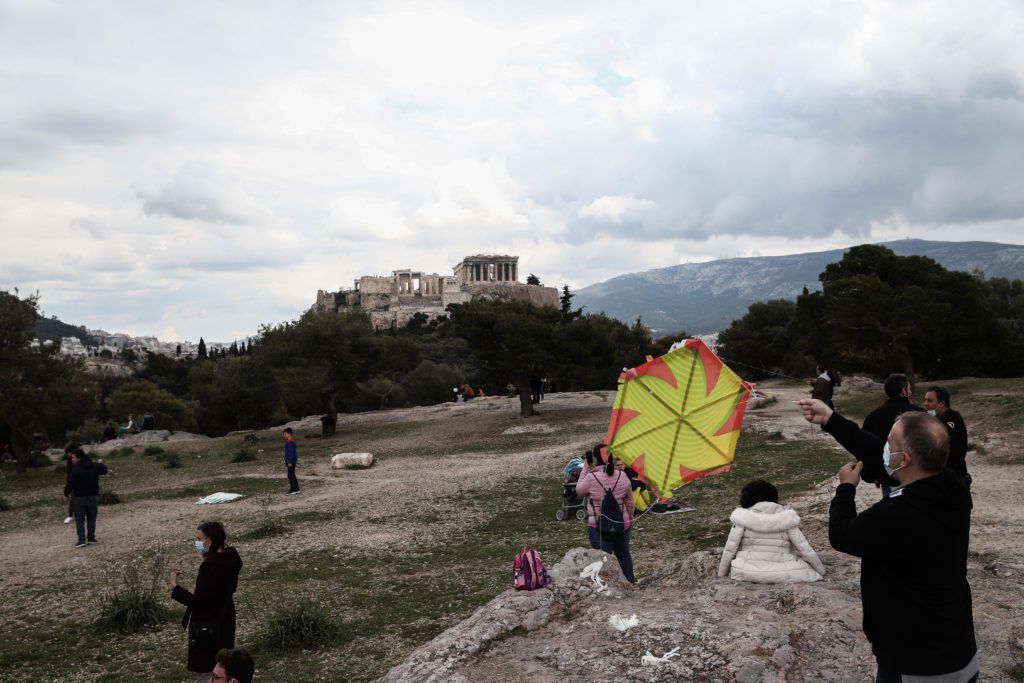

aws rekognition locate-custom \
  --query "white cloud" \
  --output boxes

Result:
[2,0,1023,340]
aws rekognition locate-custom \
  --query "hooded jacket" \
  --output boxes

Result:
[63,457,108,497]
[830,468,976,676]
[171,547,243,673]
[717,502,826,583]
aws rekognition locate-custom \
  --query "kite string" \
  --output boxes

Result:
[715,355,809,383]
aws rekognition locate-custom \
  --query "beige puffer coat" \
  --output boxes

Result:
[717,501,826,583]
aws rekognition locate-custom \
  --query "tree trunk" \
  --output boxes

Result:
[10,432,28,476]
[323,392,339,437]
[516,376,534,418]
[890,334,916,387]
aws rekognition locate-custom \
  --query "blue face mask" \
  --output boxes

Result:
[882,442,905,478]
[195,540,208,554]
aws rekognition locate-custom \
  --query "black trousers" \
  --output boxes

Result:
[286,464,299,492]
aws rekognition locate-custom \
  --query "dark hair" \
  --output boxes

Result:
[283,427,293,436]
[898,412,949,473]
[64,441,82,453]
[604,452,616,476]
[739,480,779,508]
[215,648,254,683]
[197,521,227,553]
[883,374,910,399]
[927,385,951,408]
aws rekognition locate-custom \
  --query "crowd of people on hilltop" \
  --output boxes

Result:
[50,366,979,681]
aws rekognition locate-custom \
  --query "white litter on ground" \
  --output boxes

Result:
[194,492,244,505]
[608,614,640,631]
[641,647,680,665]
[580,559,609,594]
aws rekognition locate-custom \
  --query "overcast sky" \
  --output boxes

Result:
[2,1,1023,342]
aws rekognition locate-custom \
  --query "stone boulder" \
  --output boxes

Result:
[331,452,374,469]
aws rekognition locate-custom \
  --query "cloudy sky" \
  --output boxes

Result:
[2,1,1023,342]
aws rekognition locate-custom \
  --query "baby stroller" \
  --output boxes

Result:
[555,456,588,521]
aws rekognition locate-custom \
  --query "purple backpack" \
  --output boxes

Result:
[513,546,552,591]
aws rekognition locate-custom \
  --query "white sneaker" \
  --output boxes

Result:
[63,516,73,524]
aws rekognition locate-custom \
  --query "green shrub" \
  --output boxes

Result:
[142,446,165,456]
[99,473,121,506]
[67,418,107,444]
[241,493,286,539]
[156,451,181,469]
[257,601,345,653]
[25,451,52,468]
[243,433,260,443]
[0,498,10,512]
[97,546,170,633]
[231,448,257,463]
[109,447,135,458]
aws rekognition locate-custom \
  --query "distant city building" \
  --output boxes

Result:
[315,254,559,329]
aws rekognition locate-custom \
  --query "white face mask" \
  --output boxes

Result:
[882,442,906,478]
[927,409,936,416]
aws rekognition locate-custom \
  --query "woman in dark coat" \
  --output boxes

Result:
[170,521,243,682]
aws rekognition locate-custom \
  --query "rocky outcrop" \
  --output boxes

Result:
[381,548,632,683]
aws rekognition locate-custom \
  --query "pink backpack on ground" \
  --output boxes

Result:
[513,545,552,591]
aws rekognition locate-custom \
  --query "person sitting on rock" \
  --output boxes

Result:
[717,479,825,583]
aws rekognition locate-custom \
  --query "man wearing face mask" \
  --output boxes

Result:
[862,374,926,498]
[798,400,977,682]
[923,386,971,488]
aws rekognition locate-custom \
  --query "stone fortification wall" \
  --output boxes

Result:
[357,276,393,295]
[468,282,559,309]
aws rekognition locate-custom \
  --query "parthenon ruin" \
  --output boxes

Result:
[314,254,559,329]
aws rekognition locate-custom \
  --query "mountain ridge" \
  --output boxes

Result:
[573,239,1024,335]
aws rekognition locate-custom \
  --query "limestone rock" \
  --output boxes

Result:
[331,452,374,469]
[381,548,632,682]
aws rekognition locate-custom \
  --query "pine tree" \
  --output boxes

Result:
[197,337,207,359]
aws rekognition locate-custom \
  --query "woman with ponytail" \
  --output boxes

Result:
[576,444,636,583]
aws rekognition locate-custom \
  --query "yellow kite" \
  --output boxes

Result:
[603,339,753,501]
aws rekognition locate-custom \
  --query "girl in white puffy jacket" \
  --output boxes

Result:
[717,480,826,583]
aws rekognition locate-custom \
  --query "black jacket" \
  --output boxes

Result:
[63,458,108,497]
[825,411,893,485]
[171,547,243,673]
[862,398,924,440]
[939,408,970,480]
[830,469,975,675]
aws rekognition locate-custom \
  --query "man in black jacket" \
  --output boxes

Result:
[63,450,108,547]
[862,374,924,439]
[923,385,971,487]
[798,400,978,681]
[862,374,925,498]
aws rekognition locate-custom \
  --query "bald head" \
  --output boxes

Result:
[893,412,950,473]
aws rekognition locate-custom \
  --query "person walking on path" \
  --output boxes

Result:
[62,442,82,524]
[171,521,243,683]
[283,428,299,495]
[575,447,636,583]
[809,364,834,408]
[924,385,972,488]
[62,449,107,547]
[798,401,978,681]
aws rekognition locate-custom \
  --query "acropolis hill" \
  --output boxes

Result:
[314,254,559,330]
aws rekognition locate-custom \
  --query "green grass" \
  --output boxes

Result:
[145,476,288,500]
